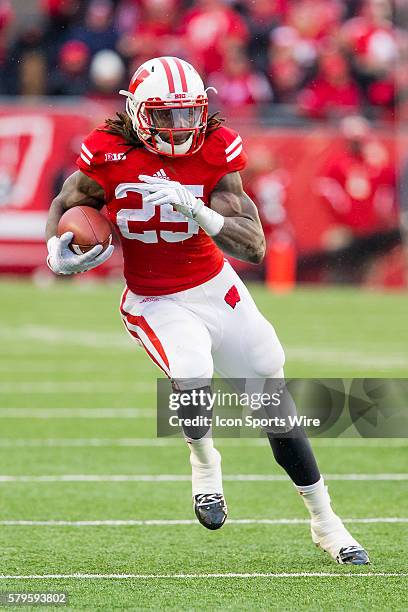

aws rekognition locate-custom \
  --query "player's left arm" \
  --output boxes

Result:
[139,171,265,264]
[209,171,265,264]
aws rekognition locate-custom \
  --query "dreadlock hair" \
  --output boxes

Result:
[99,112,224,150]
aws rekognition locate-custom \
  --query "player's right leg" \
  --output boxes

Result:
[119,287,227,530]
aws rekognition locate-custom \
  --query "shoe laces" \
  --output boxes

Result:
[195,493,223,507]
[340,545,362,553]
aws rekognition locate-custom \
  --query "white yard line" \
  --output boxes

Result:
[0,362,154,374]
[0,474,406,483]
[0,382,153,394]
[0,437,405,448]
[0,518,406,526]
[0,326,133,350]
[0,409,155,419]
[286,347,408,369]
[309,438,408,447]
[1,325,407,369]
[0,437,174,446]
[225,474,408,481]
[0,572,406,579]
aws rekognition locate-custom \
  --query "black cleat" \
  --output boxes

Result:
[336,546,370,565]
[194,493,227,530]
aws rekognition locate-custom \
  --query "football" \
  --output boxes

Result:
[57,206,112,255]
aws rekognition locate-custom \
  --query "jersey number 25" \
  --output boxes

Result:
[115,183,204,243]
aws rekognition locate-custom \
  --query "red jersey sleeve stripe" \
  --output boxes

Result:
[159,58,175,93]
[226,144,243,163]
[225,136,242,155]
[80,153,91,166]
[81,143,94,159]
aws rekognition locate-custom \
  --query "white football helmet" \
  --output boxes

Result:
[119,56,209,157]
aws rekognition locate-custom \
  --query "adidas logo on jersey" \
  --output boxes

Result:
[153,169,171,180]
[105,152,127,161]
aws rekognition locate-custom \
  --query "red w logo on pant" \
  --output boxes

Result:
[224,285,240,309]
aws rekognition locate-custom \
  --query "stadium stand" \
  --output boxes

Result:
[0,0,406,287]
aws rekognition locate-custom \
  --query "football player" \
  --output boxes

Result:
[46,56,369,565]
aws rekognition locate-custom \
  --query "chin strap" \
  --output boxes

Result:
[155,133,194,155]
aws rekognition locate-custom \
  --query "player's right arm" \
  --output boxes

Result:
[45,171,113,275]
[46,171,105,240]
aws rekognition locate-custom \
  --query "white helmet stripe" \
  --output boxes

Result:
[158,57,175,93]
[168,58,183,92]
[172,57,188,92]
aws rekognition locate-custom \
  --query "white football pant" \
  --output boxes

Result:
[120,260,285,388]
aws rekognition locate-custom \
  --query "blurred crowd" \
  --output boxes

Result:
[241,113,401,283]
[1,0,407,121]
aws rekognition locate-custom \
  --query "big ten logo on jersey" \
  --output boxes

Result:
[105,152,127,162]
[114,181,204,244]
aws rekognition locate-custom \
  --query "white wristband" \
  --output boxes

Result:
[193,200,225,237]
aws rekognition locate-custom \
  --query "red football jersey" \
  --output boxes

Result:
[76,125,247,295]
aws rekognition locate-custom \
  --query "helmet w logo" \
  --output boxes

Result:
[129,68,150,94]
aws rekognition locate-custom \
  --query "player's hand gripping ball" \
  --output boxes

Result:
[47,206,114,275]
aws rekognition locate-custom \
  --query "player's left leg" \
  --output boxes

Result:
[268,424,369,564]
[209,262,369,564]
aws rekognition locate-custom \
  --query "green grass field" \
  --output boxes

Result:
[0,280,407,610]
